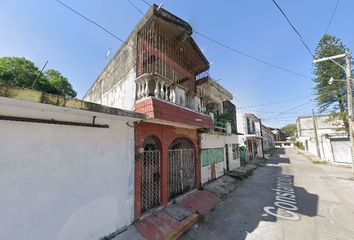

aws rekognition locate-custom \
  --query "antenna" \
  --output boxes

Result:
[32,60,48,89]
[156,3,163,11]
[105,48,112,59]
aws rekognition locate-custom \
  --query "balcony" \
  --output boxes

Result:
[135,73,204,113]
[134,74,213,129]
[209,112,232,134]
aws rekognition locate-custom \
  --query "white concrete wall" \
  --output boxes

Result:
[200,133,240,184]
[236,113,246,134]
[262,128,275,153]
[0,98,137,240]
[101,69,136,111]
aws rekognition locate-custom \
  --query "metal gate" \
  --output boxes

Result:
[331,138,351,163]
[141,138,160,213]
[168,139,195,200]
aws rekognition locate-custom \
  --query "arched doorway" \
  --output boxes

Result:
[141,136,161,213]
[168,138,195,200]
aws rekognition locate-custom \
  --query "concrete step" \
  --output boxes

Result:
[203,175,242,199]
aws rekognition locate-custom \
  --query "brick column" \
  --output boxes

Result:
[160,146,169,207]
[195,148,201,189]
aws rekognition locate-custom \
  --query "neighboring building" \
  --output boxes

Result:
[237,112,263,161]
[265,127,287,141]
[84,4,238,220]
[0,85,145,240]
[296,114,351,163]
[261,125,275,153]
[196,77,240,184]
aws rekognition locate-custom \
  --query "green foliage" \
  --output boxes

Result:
[294,141,304,150]
[217,112,236,130]
[313,34,351,133]
[0,57,76,98]
[281,123,296,137]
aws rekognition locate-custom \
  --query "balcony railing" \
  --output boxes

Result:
[135,73,205,113]
[209,112,232,134]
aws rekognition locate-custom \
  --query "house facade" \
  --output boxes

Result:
[237,112,263,162]
[196,78,240,184]
[83,4,241,219]
[296,114,351,163]
[266,127,287,141]
[261,125,275,153]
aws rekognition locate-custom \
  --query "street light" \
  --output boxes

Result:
[313,51,354,175]
[328,77,348,85]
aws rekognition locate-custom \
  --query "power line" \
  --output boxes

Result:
[55,0,134,49]
[141,0,152,7]
[271,0,314,58]
[128,0,144,15]
[194,31,311,79]
[138,0,311,79]
[324,0,340,34]
[236,95,313,109]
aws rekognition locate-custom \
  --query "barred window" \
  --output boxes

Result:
[232,144,240,159]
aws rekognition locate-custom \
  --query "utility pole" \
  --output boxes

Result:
[313,51,354,175]
[345,51,354,174]
[312,109,321,159]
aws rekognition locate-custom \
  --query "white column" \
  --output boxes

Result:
[154,79,160,98]
[160,81,165,99]
[165,85,170,101]
[170,87,177,103]
[144,79,149,97]
[136,81,141,99]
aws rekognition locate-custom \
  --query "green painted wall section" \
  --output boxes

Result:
[201,148,224,167]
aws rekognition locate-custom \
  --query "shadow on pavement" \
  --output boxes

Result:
[181,148,319,240]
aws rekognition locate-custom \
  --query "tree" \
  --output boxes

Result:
[44,69,77,98]
[0,57,76,98]
[281,123,296,138]
[313,34,351,133]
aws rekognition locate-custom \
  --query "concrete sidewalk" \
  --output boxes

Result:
[112,162,261,240]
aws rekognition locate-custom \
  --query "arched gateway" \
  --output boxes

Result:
[141,137,161,213]
[168,138,196,200]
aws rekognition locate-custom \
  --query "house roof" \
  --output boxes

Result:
[196,77,233,101]
[0,84,147,119]
[151,5,209,69]
[244,112,260,121]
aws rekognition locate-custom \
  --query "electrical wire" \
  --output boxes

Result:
[236,95,313,109]
[324,0,340,34]
[141,0,152,7]
[58,0,313,80]
[193,31,312,79]
[271,0,314,58]
[55,0,135,49]
[127,0,144,15]
[138,0,311,79]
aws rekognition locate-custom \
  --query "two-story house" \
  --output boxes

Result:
[237,112,263,162]
[84,4,220,219]
[196,77,241,184]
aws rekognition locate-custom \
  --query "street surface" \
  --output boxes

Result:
[181,148,354,240]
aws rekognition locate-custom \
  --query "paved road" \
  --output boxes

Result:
[181,148,354,240]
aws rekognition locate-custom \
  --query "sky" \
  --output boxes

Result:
[1,0,353,128]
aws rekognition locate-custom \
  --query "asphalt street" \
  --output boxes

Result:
[181,148,354,240]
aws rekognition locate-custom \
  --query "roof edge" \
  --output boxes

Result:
[0,84,147,120]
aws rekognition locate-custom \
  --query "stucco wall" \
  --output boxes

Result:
[83,23,139,111]
[262,128,275,153]
[200,133,240,184]
[0,98,137,240]
[297,115,349,162]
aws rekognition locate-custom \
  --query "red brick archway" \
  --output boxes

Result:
[134,122,200,219]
